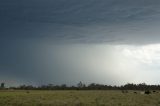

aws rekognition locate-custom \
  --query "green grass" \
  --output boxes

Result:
[0,90,160,106]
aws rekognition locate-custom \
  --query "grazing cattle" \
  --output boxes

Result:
[153,90,156,93]
[144,90,151,94]
[134,92,137,94]
[152,90,159,93]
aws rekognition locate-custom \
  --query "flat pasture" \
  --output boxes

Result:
[0,90,159,106]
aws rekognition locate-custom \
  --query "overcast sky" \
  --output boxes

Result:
[1,0,160,86]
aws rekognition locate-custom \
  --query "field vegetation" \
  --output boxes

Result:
[0,90,160,106]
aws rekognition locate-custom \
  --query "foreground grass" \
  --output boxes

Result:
[0,90,160,106]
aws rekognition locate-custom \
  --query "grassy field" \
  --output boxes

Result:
[0,90,160,106]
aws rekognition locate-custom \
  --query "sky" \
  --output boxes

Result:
[1,0,160,86]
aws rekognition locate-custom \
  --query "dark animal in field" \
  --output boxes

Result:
[134,92,137,94]
[145,90,151,94]
[152,90,159,93]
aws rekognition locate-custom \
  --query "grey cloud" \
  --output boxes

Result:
[1,0,160,44]
[1,0,160,24]
[1,0,160,86]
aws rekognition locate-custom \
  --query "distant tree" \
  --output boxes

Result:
[60,84,67,90]
[138,83,147,90]
[4,82,160,90]
[47,84,54,90]
[77,81,83,88]
[1,83,5,89]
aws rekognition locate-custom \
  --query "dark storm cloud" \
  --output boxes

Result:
[1,0,160,85]
[1,0,160,44]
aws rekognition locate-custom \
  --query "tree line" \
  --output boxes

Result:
[1,82,160,90]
